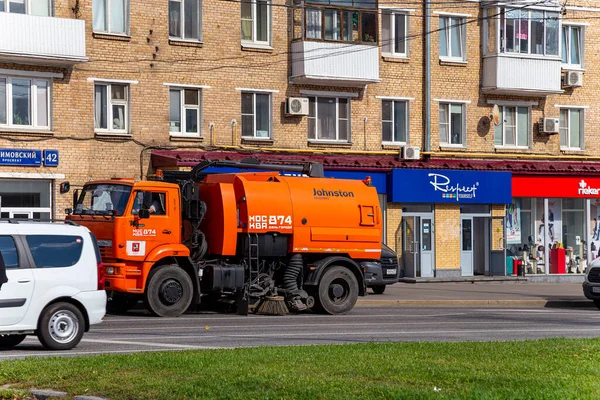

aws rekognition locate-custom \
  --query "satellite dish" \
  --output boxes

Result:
[491,104,501,126]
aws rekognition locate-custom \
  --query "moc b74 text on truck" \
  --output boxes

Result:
[62,159,382,317]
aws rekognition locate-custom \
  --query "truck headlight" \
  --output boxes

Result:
[106,267,115,275]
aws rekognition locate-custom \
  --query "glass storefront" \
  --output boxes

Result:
[0,179,52,220]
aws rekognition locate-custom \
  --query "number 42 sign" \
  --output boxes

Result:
[43,150,59,167]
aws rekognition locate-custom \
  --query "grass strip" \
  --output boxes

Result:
[1,338,600,399]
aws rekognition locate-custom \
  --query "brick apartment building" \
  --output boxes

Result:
[0,0,599,278]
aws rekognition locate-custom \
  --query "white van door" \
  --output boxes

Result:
[0,236,34,326]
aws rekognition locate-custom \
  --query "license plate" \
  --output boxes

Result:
[593,287,600,294]
[386,269,397,275]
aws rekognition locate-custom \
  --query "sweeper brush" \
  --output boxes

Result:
[255,296,289,315]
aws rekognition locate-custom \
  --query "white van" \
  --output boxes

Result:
[0,221,106,350]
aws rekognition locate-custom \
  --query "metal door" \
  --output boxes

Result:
[401,216,419,278]
[460,217,474,276]
[420,218,434,277]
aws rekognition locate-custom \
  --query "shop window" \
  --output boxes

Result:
[494,106,529,148]
[562,199,584,252]
[559,108,584,150]
[0,179,52,220]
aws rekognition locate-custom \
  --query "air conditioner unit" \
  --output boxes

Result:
[539,118,560,134]
[563,71,583,87]
[286,97,309,116]
[400,146,420,160]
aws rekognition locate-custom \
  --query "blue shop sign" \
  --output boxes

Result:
[389,169,512,204]
[0,149,42,166]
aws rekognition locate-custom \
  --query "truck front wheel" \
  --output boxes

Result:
[313,266,359,315]
[145,264,193,317]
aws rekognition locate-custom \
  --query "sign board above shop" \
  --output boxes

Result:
[513,176,600,198]
[389,169,512,204]
[0,149,59,167]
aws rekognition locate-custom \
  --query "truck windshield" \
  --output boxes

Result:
[74,184,132,216]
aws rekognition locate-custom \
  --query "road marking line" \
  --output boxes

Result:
[81,338,221,349]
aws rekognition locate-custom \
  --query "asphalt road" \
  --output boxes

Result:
[2,306,600,360]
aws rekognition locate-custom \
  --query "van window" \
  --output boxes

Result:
[0,236,19,269]
[26,235,84,268]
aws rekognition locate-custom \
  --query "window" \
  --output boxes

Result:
[308,97,350,142]
[0,236,19,269]
[382,100,408,144]
[439,16,465,60]
[562,25,583,67]
[93,0,128,34]
[170,88,201,136]
[241,92,271,139]
[494,106,529,148]
[74,183,132,216]
[26,235,83,268]
[132,191,167,215]
[94,83,128,134]
[0,77,50,129]
[302,7,376,44]
[439,103,464,146]
[0,0,51,15]
[560,108,584,150]
[500,8,559,56]
[382,11,408,56]
[169,0,201,41]
[241,0,270,45]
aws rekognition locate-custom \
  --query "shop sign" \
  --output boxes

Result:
[389,169,512,204]
[513,176,600,198]
[0,148,59,167]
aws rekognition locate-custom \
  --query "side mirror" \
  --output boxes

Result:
[138,209,150,219]
[65,208,73,215]
[142,192,153,210]
[59,181,71,194]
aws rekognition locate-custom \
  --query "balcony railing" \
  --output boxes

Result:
[0,12,87,66]
[291,40,380,87]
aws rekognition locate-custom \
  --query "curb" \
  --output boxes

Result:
[355,299,596,308]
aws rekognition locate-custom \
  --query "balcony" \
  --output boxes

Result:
[0,12,87,66]
[482,54,562,96]
[291,41,380,87]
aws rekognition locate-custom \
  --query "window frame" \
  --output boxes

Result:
[92,0,130,35]
[241,0,271,46]
[498,7,560,57]
[0,76,51,130]
[168,0,203,42]
[94,83,129,135]
[559,107,585,150]
[241,91,272,139]
[381,99,409,145]
[300,6,378,45]
[169,87,202,137]
[0,0,52,15]
[381,10,408,57]
[438,15,466,61]
[307,96,351,143]
[494,105,530,149]
[439,102,466,147]
[561,24,584,69]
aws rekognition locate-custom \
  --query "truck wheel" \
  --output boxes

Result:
[594,300,600,310]
[314,266,359,315]
[107,293,140,314]
[0,334,26,349]
[371,285,386,295]
[145,264,193,317]
[37,302,85,350]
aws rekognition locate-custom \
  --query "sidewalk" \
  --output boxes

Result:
[356,281,596,308]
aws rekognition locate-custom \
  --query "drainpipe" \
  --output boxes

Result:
[424,0,431,153]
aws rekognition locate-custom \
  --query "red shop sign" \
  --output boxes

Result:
[513,176,600,198]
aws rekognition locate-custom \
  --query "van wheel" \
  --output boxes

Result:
[145,264,193,317]
[37,303,84,350]
[0,334,26,349]
[371,285,386,295]
[594,300,600,310]
[107,293,140,314]
[314,266,359,315]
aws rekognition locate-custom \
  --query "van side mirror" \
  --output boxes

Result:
[59,181,71,194]
[138,209,150,219]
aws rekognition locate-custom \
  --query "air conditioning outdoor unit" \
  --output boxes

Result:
[539,118,560,134]
[286,97,309,116]
[563,71,583,87]
[400,146,420,160]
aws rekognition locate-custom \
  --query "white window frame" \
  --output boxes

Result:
[439,15,466,62]
[559,107,585,150]
[93,0,129,35]
[381,99,409,145]
[499,8,561,57]
[168,0,202,42]
[94,83,129,135]
[439,102,466,147]
[308,96,351,143]
[0,76,51,130]
[241,0,271,46]
[241,91,272,139]
[382,10,409,58]
[561,24,584,69]
[494,105,530,149]
[169,87,202,137]
[0,0,52,15]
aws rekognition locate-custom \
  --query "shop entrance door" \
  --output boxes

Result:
[402,215,434,278]
[461,216,492,276]
[460,217,473,276]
